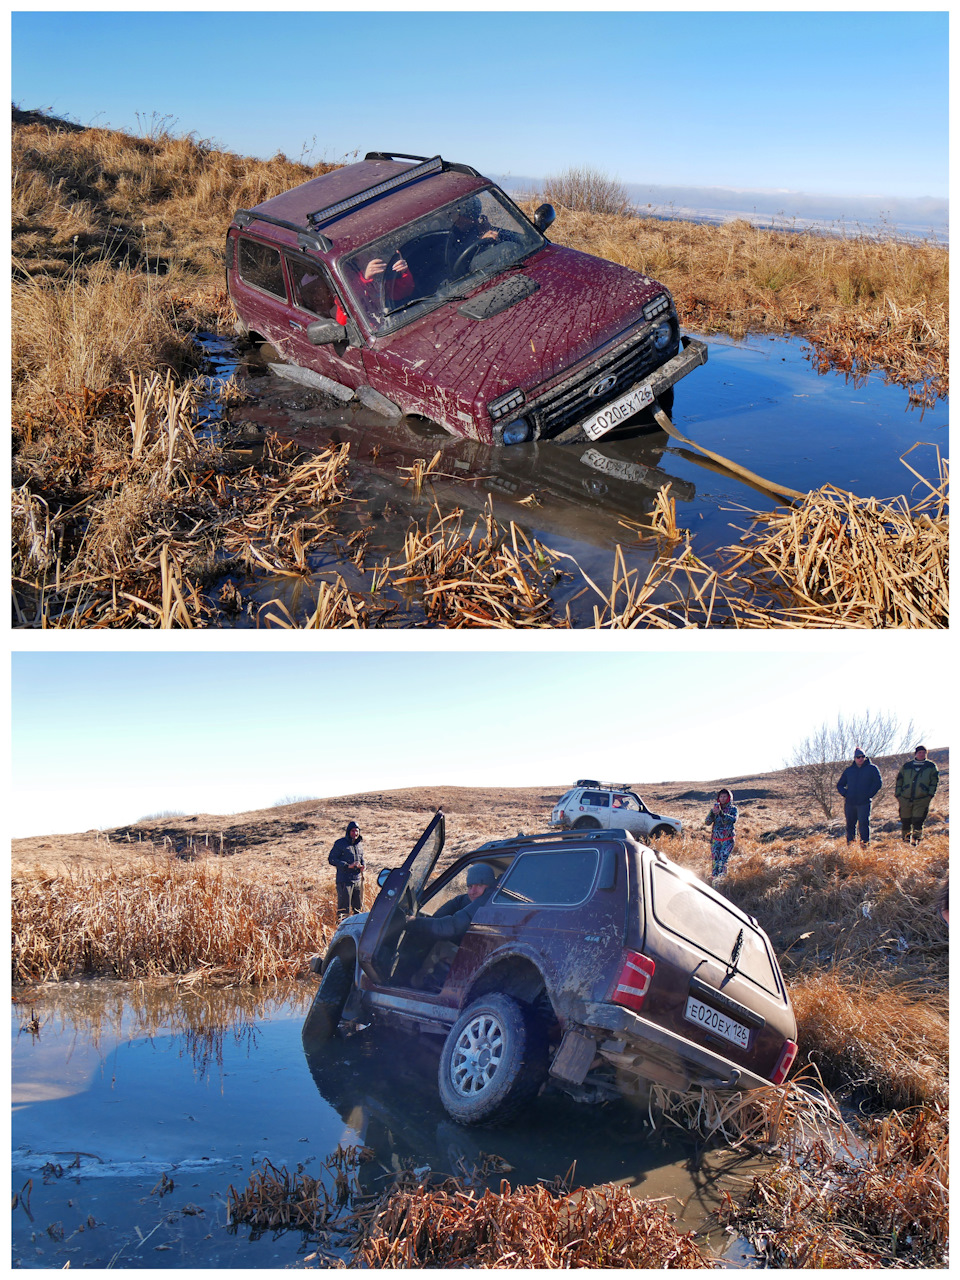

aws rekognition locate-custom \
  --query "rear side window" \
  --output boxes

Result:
[650,864,781,997]
[238,238,287,299]
[580,791,610,808]
[495,849,598,907]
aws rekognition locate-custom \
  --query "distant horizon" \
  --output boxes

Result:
[11,12,947,202]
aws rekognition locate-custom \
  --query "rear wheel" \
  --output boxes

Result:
[438,994,548,1126]
[302,955,352,1047]
[573,816,601,830]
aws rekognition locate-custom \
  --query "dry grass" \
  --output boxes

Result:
[227,1146,374,1238]
[531,205,948,402]
[390,500,561,627]
[11,857,337,984]
[353,1172,708,1268]
[715,1103,948,1267]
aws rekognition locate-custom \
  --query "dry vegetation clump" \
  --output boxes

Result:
[227,1147,373,1238]
[715,1103,948,1267]
[530,204,948,402]
[352,1173,709,1268]
[390,501,562,627]
[11,858,337,984]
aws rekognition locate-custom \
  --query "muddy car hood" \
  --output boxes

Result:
[373,244,664,406]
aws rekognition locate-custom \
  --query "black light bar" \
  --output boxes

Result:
[308,155,444,229]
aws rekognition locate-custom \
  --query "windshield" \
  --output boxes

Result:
[340,187,542,335]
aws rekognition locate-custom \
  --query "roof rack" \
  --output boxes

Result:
[307,154,446,230]
[475,828,639,852]
[233,208,331,253]
[576,780,632,791]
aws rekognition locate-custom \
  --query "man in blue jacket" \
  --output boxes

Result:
[836,749,883,845]
[328,821,365,921]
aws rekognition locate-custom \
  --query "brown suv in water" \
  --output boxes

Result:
[227,152,707,445]
[303,812,798,1125]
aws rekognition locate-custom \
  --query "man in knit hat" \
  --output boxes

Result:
[397,862,498,988]
[836,750,883,845]
[328,821,366,921]
[895,746,939,844]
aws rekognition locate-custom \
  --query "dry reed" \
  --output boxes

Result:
[12,858,335,984]
[353,1173,708,1268]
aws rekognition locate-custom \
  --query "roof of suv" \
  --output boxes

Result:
[239,155,493,260]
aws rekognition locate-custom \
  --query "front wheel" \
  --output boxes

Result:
[650,824,675,839]
[302,955,352,1047]
[438,994,548,1126]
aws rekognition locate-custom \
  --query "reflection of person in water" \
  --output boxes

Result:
[394,863,497,989]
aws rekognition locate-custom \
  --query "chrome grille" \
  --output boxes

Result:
[531,330,673,438]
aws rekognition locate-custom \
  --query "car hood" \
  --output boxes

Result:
[374,244,666,407]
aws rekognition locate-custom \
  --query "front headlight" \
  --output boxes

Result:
[498,418,531,446]
[652,320,674,351]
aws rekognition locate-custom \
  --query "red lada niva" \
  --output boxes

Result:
[227,152,707,446]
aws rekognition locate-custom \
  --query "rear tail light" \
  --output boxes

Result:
[770,1039,798,1085]
[611,951,655,1012]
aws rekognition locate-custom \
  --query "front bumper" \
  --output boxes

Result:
[554,335,708,445]
[581,1001,771,1093]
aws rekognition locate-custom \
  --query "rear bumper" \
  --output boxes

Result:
[582,1001,771,1093]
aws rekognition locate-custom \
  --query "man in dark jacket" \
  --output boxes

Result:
[328,821,365,921]
[836,749,883,844]
[895,746,940,844]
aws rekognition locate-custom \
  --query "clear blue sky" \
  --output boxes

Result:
[11,647,949,836]
[11,10,948,199]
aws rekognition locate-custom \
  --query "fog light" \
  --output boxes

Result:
[652,320,674,351]
[500,418,531,445]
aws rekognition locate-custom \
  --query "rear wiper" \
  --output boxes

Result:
[725,928,744,980]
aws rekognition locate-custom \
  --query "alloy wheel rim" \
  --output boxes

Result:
[450,1012,505,1096]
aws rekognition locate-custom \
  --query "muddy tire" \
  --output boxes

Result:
[573,817,601,830]
[438,994,548,1126]
[302,955,352,1047]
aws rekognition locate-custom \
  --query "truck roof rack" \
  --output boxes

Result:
[233,208,331,253]
[308,154,446,230]
[475,828,639,852]
[576,780,632,791]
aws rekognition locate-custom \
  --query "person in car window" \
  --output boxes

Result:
[705,789,738,881]
[396,863,498,988]
[444,195,519,275]
[351,251,415,312]
[328,821,365,921]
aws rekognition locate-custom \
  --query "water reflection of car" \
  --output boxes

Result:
[227,152,707,446]
[551,781,684,838]
[303,811,798,1127]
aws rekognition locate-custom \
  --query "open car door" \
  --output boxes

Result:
[357,809,446,984]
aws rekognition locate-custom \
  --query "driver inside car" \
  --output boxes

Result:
[392,862,498,989]
[444,195,520,277]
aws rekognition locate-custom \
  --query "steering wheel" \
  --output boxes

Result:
[376,249,402,309]
[450,239,482,280]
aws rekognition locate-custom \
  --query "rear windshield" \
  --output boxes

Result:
[650,864,782,997]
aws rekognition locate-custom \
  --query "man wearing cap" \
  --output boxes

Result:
[895,746,939,845]
[836,750,883,845]
[328,821,366,921]
[396,863,498,988]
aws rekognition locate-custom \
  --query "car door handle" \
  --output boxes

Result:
[288,320,303,331]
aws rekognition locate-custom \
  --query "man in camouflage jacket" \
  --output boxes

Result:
[895,747,939,844]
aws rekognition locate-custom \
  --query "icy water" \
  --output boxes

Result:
[202,329,947,625]
[12,982,762,1268]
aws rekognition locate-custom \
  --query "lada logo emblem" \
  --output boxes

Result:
[588,375,618,397]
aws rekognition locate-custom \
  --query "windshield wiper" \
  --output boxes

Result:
[383,293,437,317]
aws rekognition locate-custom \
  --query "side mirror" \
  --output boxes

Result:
[533,203,556,234]
[377,868,392,888]
[306,319,348,346]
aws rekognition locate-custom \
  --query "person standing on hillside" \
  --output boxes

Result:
[836,749,883,845]
[705,789,738,881]
[328,821,366,921]
[895,746,939,844]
